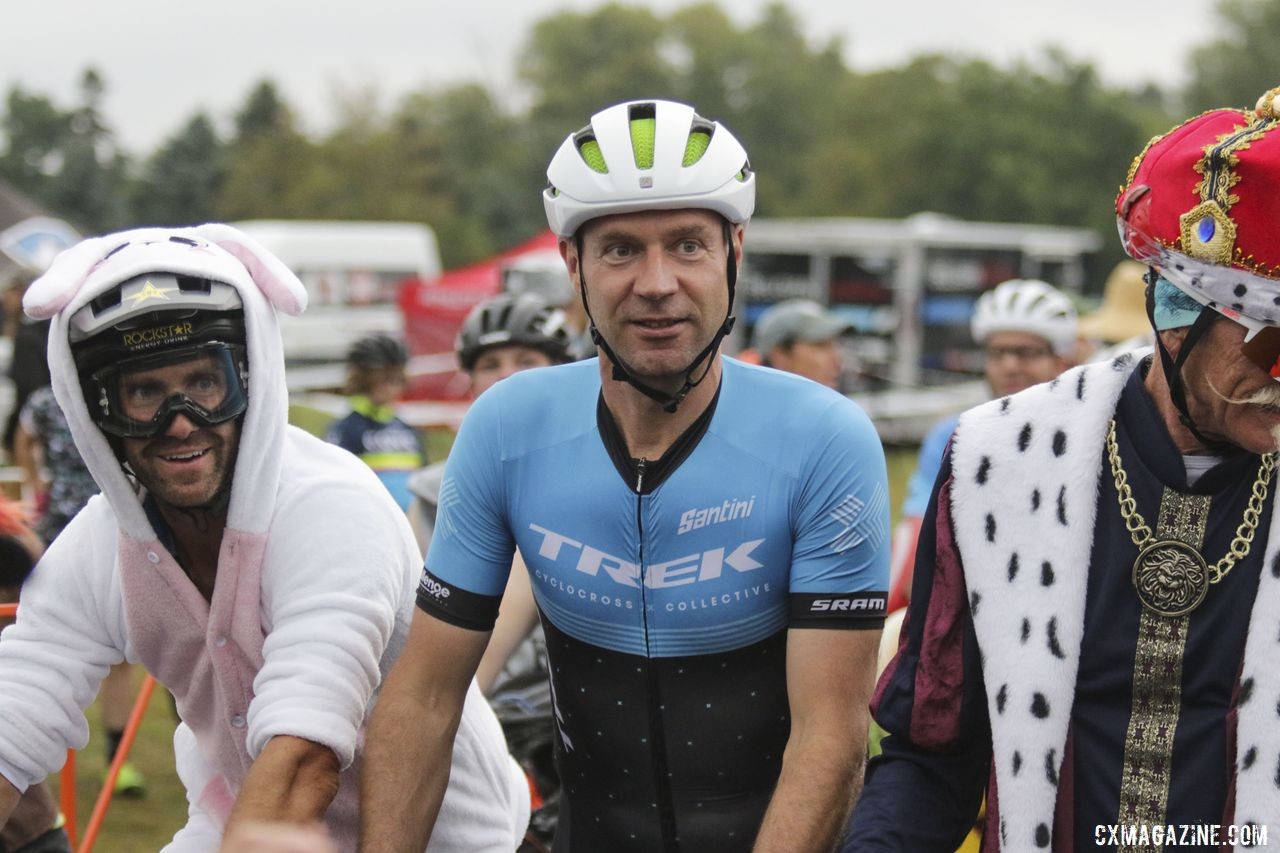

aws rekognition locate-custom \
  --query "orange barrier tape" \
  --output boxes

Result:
[0,602,16,618]
[61,750,78,848]
[76,675,156,853]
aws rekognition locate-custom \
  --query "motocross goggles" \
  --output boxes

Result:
[85,341,248,439]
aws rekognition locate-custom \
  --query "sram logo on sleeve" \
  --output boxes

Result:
[809,594,885,612]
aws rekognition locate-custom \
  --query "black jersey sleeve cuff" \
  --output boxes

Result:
[788,591,887,630]
[415,569,502,632]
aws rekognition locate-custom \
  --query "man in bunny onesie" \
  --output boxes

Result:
[0,225,529,851]
[847,87,1280,849]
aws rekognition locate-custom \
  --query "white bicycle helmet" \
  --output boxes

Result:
[970,279,1077,357]
[543,99,755,237]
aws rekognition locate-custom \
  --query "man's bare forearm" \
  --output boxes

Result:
[358,674,461,853]
[223,736,340,841]
[752,733,865,853]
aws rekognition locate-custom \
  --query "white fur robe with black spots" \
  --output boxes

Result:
[949,350,1280,852]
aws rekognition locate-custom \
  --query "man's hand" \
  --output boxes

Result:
[752,628,881,852]
[358,609,491,853]
[223,735,340,840]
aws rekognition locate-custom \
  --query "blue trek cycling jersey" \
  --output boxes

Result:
[419,357,889,852]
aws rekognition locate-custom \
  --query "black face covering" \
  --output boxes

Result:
[575,219,738,414]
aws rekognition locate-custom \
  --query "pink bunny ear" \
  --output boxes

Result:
[193,223,308,317]
[21,234,119,320]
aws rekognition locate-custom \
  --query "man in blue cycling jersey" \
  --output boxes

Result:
[361,99,890,853]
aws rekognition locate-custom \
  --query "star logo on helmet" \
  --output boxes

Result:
[125,281,175,304]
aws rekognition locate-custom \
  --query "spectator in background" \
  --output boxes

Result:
[325,334,428,511]
[2,270,50,459]
[892,279,1077,609]
[752,298,851,389]
[14,384,146,797]
[0,497,71,853]
[1077,260,1154,362]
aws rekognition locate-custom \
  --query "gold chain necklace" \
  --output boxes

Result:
[1107,419,1276,617]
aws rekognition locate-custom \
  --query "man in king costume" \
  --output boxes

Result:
[846,87,1280,851]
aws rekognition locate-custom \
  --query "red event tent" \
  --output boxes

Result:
[398,230,560,400]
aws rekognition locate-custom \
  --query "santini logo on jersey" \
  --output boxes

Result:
[677,496,756,534]
[529,523,764,589]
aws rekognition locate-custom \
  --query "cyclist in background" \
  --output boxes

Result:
[406,292,573,554]
[325,334,428,511]
[361,98,889,853]
[890,279,1077,609]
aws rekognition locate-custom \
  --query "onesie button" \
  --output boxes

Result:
[146,551,160,564]
[230,714,246,728]
[214,637,227,649]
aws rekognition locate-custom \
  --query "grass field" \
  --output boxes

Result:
[46,411,922,850]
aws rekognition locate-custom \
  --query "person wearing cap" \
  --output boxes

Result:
[753,298,851,389]
[890,280,1077,609]
[362,100,889,853]
[325,333,428,511]
[847,87,1280,850]
[0,226,529,851]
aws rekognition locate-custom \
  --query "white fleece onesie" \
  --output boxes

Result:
[0,225,528,851]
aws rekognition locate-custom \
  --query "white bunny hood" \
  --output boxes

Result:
[23,224,308,541]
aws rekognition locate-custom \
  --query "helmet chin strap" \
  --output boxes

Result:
[1144,269,1234,452]
[576,221,738,414]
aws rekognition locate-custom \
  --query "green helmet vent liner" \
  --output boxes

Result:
[683,130,712,167]
[576,135,608,173]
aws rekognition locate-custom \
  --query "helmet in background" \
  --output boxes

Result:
[456,293,572,371]
[347,333,409,370]
[971,279,1077,357]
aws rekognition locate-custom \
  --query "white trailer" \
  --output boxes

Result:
[232,220,441,363]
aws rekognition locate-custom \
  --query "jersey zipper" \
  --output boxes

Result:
[635,457,679,851]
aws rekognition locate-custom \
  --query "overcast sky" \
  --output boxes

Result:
[0,0,1216,154]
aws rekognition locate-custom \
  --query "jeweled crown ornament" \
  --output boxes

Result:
[1117,84,1280,331]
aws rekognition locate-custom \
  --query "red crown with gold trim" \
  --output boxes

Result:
[1117,86,1280,329]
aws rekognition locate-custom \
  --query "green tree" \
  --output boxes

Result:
[391,83,532,265]
[1185,0,1280,113]
[132,112,224,226]
[0,87,72,196]
[217,80,318,220]
[0,69,130,232]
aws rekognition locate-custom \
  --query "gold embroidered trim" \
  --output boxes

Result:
[1116,488,1207,852]
[1180,116,1275,265]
